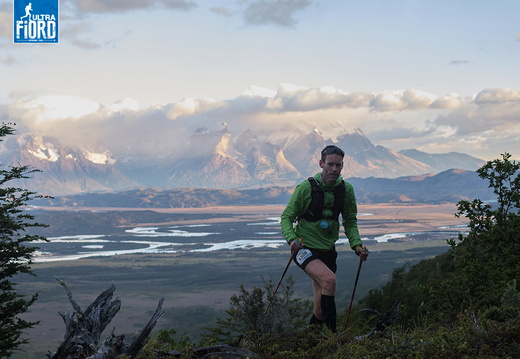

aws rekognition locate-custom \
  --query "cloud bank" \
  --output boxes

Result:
[4,84,519,160]
[242,0,311,27]
[71,0,197,14]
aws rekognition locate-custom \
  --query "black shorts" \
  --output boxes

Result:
[293,247,337,273]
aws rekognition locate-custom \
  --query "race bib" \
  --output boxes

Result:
[296,249,312,265]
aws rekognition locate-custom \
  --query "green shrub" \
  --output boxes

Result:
[204,276,312,343]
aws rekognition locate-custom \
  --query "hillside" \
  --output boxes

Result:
[349,169,495,204]
[31,169,493,208]
[398,149,485,172]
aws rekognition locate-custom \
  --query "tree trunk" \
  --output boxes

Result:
[47,277,164,359]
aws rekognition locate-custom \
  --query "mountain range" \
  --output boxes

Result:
[32,169,494,208]
[0,127,485,196]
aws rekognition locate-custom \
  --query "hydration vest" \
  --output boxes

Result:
[300,177,345,222]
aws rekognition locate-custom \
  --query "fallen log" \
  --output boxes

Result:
[47,277,164,359]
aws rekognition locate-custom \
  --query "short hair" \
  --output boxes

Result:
[321,145,345,162]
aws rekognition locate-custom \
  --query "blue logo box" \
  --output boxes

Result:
[14,0,59,43]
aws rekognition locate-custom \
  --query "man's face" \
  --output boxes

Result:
[319,154,344,185]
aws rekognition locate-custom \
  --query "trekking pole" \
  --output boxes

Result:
[343,247,366,331]
[264,251,296,314]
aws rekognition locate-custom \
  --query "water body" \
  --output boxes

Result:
[33,215,467,262]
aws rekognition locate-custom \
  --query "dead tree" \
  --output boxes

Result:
[355,301,401,340]
[47,277,164,359]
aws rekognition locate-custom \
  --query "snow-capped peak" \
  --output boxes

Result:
[84,150,116,165]
[28,147,60,162]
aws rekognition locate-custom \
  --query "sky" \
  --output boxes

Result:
[1,0,519,161]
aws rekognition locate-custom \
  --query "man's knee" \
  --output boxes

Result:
[321,273,336,293]
[305,260,336,292]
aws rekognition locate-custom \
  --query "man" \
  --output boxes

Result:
[280,145,368,332]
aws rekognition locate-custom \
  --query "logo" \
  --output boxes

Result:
[14,0,58,43]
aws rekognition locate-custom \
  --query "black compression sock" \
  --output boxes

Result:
[321,294,337,333]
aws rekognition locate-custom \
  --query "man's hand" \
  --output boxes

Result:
[354,245,369,261]
[290,238,303,255]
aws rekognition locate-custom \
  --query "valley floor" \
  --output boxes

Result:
[14,203,466,358]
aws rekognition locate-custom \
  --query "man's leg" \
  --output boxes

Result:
[305,259,337,332]
[308,279,324,327]
[312,279,323,318]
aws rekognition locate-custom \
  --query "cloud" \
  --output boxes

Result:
[59,21,105,49]
[449,60,473,65]
[286,85,368,111]
[430,93,463,109]
[108,98,140,113]
[368,89,438,112]
[364,89,466,113]
[167,97,227,120]
[401,89,438,109]
[229,85,439,114]
[370,95,519,158]
[1,55,17,65]
[4,85,519,161]
[8,95,100,123]
[147,86,455,140]
[6,95,186,155]
[69,37,103,49]
[434,88,520,137]
[210,6,234,17]
[266,84,365,111]
[242,0,311,27]
[368,126,437,143]
[369,92,406,111]
[474,88,520,104]
[0,10,11,39]
[73,0,197,14]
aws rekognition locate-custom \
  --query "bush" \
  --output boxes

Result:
[205,276,312,343]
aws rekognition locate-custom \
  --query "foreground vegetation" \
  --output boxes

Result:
[140,153,519,358]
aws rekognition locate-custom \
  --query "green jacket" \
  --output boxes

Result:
[280,173,362,251]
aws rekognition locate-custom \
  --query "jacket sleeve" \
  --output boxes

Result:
[280,182,309,244]
[342,182,362,249]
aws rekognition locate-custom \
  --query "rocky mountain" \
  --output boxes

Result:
[277,129,434,179]
[0,135,138,195]
[0,127,485,196]
[334,131,434,178]
[162,126,303,188]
